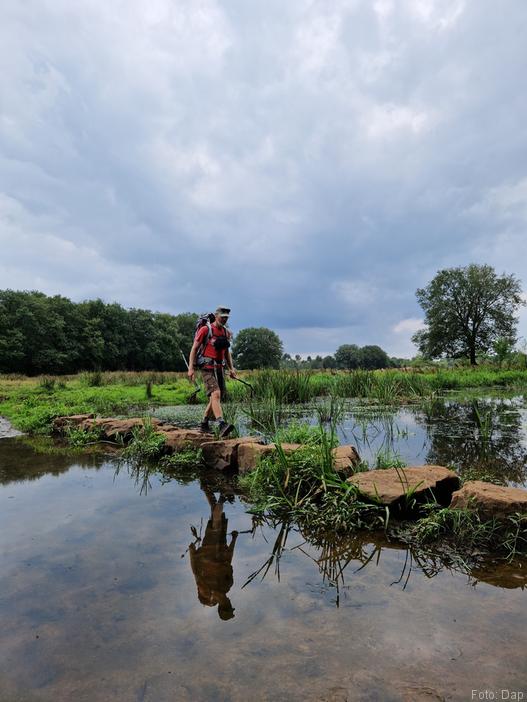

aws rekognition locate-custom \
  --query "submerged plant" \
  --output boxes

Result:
[472,399,494,443]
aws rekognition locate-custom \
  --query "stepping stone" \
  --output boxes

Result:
[333,445,361,476]
[450,480,527,520]
[347,465,460,511]
[237,442,361,475]
[201,436,265,471]
[159,428,212,451]
[237,442,303,474]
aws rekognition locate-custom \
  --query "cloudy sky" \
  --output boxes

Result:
[1,0,527,357]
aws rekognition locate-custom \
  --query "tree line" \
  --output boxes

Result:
[0,290,198,375]
[0,291,397,375]
[1,265,522,374]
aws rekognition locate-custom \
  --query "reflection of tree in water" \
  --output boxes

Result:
[189,489,238,621]
[417,400,527,485]
[0,437,105,485]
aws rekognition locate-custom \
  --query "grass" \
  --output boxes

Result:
[63,424,104,448]
[275,420,333,446]
[0,373,194,434]
[160,448,203,469]
[120,420,167,460]
[395,504,527,560]
[237,407,389,533]
[3,366,527,435]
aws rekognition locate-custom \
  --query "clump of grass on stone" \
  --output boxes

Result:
[121,420,166,460]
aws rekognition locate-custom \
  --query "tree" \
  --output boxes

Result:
[174,313,199,369]
[492,337,514,368]
[335,344,360,370]
[322,355,336,369]
[231,327,283,369]
[359,345,390,369]
[413,264,524,365]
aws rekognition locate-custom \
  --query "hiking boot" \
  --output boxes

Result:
[218,420,234,438]
[200,420,212,433]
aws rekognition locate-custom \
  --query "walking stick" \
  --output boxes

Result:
[232,376,255,397]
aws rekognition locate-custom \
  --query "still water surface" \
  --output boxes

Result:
[1,402,526,701]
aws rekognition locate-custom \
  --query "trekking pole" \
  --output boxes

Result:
[179,350,202,403]
[232,375,255,397]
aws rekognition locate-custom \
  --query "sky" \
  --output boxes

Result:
[1,0,527,358]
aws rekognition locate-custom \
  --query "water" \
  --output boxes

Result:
[151,394,527,487]
[1,431,526,701]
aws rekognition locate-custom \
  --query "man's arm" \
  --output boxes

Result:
[188,338,201,381]
[225,349,237,378]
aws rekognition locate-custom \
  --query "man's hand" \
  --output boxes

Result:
[229,369,238,379]
[188,368,195,382]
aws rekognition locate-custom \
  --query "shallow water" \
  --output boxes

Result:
[151,395,527,487]
[1,437,526,701]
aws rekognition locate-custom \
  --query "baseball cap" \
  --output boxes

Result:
[215,306,231,317]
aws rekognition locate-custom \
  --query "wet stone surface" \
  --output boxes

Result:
[0,435,526,702]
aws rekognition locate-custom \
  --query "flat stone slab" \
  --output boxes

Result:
[90,417,165,440]
[347,465,460,509]
[450,480,527,520]
[53,414,95,431]
[54,415,165,440]
[159,428,212,451]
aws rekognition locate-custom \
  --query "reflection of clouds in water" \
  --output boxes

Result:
[0,443,526,701]
[336,398,527,486]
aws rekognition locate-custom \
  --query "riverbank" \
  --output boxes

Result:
[2,367,527,435]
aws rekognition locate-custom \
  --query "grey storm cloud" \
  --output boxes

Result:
[1,0,527,357]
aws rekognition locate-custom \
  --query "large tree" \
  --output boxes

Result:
[359,345,391,370]
[231,327,283,369]
[335,344,360,370]
[412,264,524,365]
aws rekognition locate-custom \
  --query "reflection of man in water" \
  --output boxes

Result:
[189,490,238,620]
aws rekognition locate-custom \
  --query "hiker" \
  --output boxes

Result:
[188,306,238,436]
[189,489,238,620]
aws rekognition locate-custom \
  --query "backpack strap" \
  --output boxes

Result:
[196,321,213,367]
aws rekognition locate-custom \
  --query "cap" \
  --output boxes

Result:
[215,306,231,317]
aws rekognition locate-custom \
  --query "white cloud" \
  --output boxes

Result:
[392,318,425,334]
[364,103,434,138]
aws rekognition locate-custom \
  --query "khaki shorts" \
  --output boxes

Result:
[201,368,225,397]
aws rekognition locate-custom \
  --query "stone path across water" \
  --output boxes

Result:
[53,414,527,520]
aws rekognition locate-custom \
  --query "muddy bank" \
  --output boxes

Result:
[0,416,23,439]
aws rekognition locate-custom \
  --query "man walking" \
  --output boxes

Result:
[188,306,238,436]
